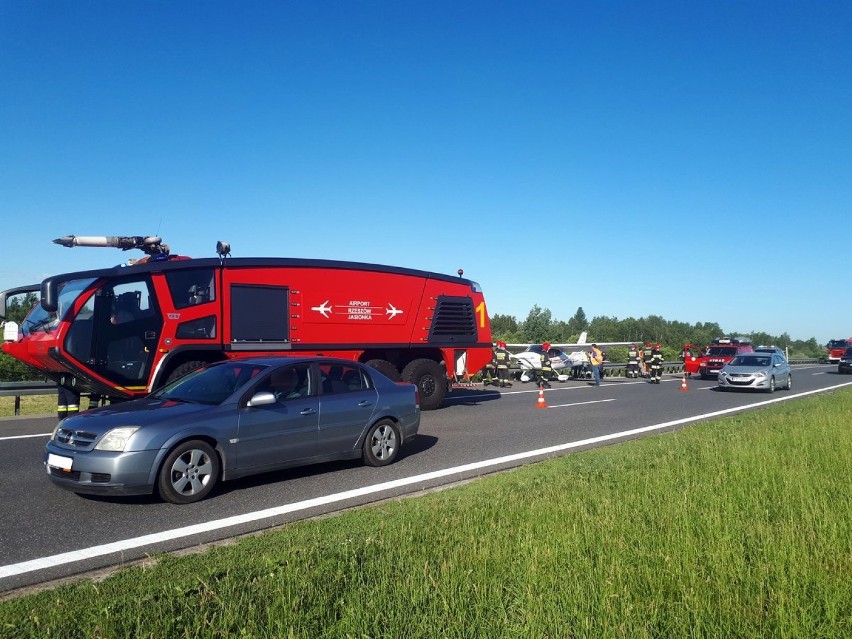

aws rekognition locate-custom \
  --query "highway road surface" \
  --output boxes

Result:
[1,364,849,595]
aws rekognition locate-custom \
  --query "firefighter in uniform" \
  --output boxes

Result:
[537,342,553,388]
[642,342,653,377]
[649,343,664,384]
[627,344,640,378]
[482,346,498,387]
[57,385,81,421]
[494,341,513,387]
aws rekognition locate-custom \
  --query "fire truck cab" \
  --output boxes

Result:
[825,338,852,364]
[697,337,753,379]
[2,239,493,410]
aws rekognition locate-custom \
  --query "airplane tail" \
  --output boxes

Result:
[577,331,588,345]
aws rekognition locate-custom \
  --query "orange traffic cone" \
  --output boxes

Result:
[535,386,548,409]
[680,374,688,391]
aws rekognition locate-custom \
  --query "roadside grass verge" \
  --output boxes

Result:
[0,395,55,418]
[1,390,850,638]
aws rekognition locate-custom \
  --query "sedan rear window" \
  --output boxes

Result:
[733,356,770,367]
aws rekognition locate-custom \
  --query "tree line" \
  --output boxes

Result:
[491,305,826,362]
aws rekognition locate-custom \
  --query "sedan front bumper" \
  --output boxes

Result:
[717,373,771,390]
[44,442,160,496]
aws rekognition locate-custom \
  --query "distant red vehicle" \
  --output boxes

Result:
[825,338,852,364]
[697,337,754,379]
[1,236,494,410]
[681,343,704,377]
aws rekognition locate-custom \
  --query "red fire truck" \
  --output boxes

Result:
[696,337,754,379]
[825,338,852,364]
[0,236,493,410]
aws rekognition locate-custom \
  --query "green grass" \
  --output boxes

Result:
[1,390,850,638]
[0,394,55,418]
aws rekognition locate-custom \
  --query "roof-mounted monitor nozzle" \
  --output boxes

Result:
[457,268,464,278]
[52,235,170,257]
[216,241,231,263]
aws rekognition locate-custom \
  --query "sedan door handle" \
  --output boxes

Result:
[357,400,373,407]
[300,408,317,415]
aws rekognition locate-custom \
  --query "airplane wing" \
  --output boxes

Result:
[504,340,636,350]
[505,330,632,350]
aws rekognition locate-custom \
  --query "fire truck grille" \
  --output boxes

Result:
[429,296,476,342]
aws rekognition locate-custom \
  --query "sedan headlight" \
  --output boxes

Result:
[753,371,767,379]
[95,427,141,452]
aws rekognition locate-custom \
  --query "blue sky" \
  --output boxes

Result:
[1,1,849,344]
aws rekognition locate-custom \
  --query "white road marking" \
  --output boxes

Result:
[548,398,616,408]
[0,433,51,441]
[3,380,852,581]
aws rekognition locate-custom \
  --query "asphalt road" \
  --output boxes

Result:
[1,364,849,595]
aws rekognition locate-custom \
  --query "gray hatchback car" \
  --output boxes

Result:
[717,353,792,393]
[44,357,421,504]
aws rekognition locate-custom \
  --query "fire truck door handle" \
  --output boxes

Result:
[300,408,317,416]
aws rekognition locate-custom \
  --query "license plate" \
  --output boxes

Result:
[47,453,73,471]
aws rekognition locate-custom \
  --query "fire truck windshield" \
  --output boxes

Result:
[706,346,737,357]
[21,278,95,336]
[827,339,849,349]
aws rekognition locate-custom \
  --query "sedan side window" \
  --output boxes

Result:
[257,363,313,402]
[320,363,367,395]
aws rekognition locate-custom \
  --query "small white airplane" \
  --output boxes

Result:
[385,303,403,319]
[505,332,636,382]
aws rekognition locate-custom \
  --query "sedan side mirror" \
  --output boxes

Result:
[247,391,276,407]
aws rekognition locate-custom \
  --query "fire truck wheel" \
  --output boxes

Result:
[165,360,207,385]
[402,358,446,411]
[157,440,220,504]
[362,419,400,467]
[365,359,401,381]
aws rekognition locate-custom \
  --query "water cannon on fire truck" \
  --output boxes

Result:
[52,235,176,263]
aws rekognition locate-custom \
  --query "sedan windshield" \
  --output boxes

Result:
[156,362,269,405]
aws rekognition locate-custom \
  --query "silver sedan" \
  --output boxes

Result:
[44,357,421,504]
[717,353,792,393]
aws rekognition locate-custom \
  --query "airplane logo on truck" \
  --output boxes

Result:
[386,303,403,319]
[311,300,333,318]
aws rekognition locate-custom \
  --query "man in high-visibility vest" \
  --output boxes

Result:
[589,343,603,387]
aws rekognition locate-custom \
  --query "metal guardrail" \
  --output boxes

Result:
[0,381,56,416]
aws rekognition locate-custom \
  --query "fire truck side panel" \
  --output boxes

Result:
[219,266,429,347]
